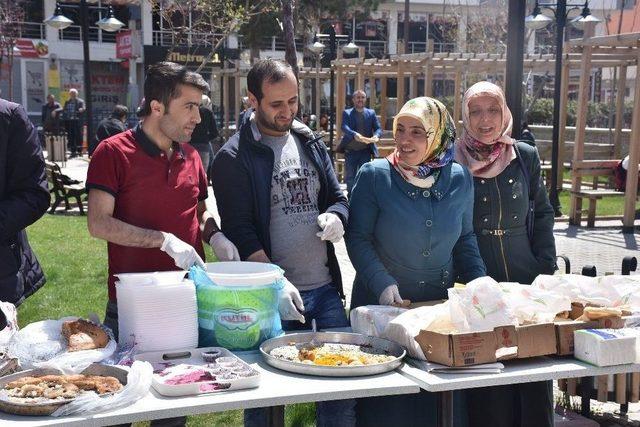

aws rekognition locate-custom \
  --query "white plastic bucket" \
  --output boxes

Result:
[204,262,282,287]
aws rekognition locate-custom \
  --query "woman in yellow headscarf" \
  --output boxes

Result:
[346,97,486,426]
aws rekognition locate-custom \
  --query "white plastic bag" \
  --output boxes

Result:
[350,305,408,338]
[497,283,571,324]
[384,302,454,360]
[448,277,518,332]
[51,361,153,416]
[0,301,18,348]
[8,317,116,373]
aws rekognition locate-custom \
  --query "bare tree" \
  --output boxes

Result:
[0,0,26,101]
[282,0,298,77]
[148,0,277,71]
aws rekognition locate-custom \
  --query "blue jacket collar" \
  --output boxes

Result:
[390,161,452,201]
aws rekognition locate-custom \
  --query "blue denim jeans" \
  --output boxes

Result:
[245,284,355,427]
[344,149,372,196]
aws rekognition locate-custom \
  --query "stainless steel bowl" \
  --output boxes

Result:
[260,332,406,377]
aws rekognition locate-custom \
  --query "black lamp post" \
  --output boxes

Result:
[311,26,350,162]
[524,1,600,217]
[45,1,125,153]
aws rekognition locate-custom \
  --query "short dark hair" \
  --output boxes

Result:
[112,104,129,119]
[140,62,209,116]
[247,59,295,104]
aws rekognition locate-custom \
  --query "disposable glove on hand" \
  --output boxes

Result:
[160,232,205,270]
[278,278,305,323]
[354,132,363,142]
[316,213,344,243]
[379,284,403,306]
[209,232,240,261]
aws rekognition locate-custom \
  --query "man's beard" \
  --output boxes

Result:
[256,108,292,133]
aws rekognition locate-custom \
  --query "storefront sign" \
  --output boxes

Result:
[116,30,133,59]
[14,39,48,58]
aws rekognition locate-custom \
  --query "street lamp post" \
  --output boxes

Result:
[45,1,125,154]
[524,1,600,217]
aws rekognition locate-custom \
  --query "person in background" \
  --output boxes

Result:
[520,122,536,147]
[318,113,329,132]
[237,96,251,128]
[0,98,50,305]
[189,94,218,182]
[90,105,128,156]
[347,97,485,426]
[455,81,556,427]
[614,154,640,193]
[42,94,62,135]
[337,90,383,195]
[62,88,85,158]
[211,59,353,427]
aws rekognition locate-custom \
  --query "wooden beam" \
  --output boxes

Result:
[569,25,595,225]
[424,62,432,97]
[614,65,627,160]
[234,60,241,127]
[557,46,570,187]
[380,77,388,130]
[222,65,229,137]
[453,69,462,134]
[623,42,640,230]
[397,60,405,110]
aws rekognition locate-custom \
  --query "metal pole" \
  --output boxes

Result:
[80,0,93,153]
[403,0,410,54]
[505,0,526,139]
[549,0,567,217]
[329,25,336,161]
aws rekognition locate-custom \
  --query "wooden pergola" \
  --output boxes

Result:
[218,60,331,133]
[331,46,638,230]
[565,31,640,231]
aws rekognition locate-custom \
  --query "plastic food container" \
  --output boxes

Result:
[114,271,187,286]
[134,347,260,397]
[194,262,284,350]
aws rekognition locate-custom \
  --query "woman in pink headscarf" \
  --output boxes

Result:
[455,81,556,427]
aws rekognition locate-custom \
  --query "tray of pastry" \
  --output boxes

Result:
[0,363,127,416]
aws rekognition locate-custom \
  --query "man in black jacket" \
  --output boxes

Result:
[90,105,128,156]
[0,99,50,305]
[212,59,353,427]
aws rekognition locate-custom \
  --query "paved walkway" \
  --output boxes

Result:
[57,154,640,425]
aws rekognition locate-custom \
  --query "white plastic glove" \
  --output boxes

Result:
[316,213,344,243]
[379,284,403,306]
[278,278,305,323]
[160,232,205,270]
[370,135,380,144]
[354,132,363,142]
[209,232,240,261]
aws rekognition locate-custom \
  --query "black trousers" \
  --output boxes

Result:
[64,120,82,154]
[467,381,554,427]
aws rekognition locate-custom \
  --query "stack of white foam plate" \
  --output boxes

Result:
[115,271,198,352]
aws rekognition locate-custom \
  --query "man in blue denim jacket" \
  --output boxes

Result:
[211,59,353,427]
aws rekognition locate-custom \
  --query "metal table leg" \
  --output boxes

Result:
[581,376,593,417]
[266,405,285,427]
[437,390,454,427]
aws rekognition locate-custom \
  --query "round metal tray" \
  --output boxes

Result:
[260,332,406,377]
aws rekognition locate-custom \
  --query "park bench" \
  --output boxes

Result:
[569,159,626,227]
[45,161,87,215]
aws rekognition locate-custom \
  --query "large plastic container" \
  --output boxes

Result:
[192,262,284,351]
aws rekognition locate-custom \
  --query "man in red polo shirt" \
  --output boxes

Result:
[87,62,239,342]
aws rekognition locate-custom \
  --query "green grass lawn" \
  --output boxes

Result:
[21,215,315,427]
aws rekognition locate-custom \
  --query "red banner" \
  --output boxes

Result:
[14,39,48,58]
[116,30,132,59]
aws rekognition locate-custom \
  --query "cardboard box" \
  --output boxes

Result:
[554,316,627,356]
[415,322,556,367]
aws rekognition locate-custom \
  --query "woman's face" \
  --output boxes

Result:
[395,116,429,166]
[468,96,502,144]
